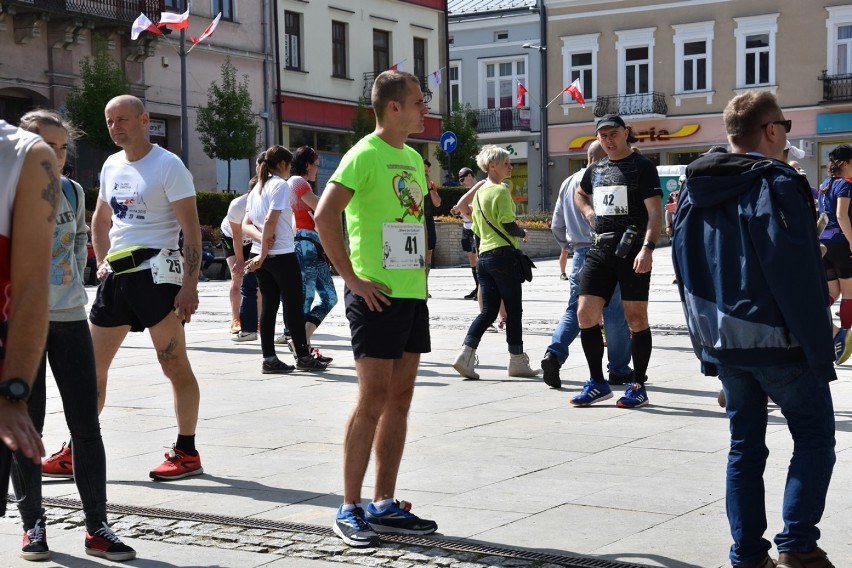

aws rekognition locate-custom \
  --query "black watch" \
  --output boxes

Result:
[0,378,30,401]
[643,240,656,251]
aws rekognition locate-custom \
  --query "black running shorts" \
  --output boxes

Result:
[822,241,852,280]
[579,246,652,302]
[345,287,431,359]
[89,269,181,332]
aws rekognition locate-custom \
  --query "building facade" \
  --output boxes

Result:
[545,0,852,200]
[275,0,446,192]
[0,0,271,192]
[449,0,548,213]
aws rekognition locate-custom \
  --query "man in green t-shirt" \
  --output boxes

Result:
[315,70,437,548]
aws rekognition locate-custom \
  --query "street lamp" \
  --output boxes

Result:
[523,34,548,211]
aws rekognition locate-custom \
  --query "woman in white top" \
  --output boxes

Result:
[242,146,327,373]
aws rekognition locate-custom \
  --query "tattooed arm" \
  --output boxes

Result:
[0,141,58,461]
[171,196,201,323]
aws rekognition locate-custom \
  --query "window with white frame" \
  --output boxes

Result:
[827,6,852,75]
[449,62,461,110]
[672,21,714,105]
[616,28,656,97]
[561,34,598,108]
[734,14,778,90]
[481,58,526,109]
[285,11,302,71]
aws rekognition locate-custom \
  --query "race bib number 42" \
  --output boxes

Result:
[593,185,629,216]
[151,250,184,285]
[382,223,426,269]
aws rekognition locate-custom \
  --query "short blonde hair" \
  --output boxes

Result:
[475,144,510,173]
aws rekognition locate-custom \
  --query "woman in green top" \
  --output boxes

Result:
[452,145,539,379]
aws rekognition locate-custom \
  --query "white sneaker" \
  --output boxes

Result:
[274,333,290,345]
[231,331,257,342]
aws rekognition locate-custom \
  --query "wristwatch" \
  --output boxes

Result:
[0,378,29,402]
[643,240,656,251]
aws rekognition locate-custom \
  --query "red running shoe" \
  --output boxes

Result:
[85,522,136,561]
[42,442,74,479]
[149,446,203,481]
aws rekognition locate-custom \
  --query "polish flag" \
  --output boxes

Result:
[158,9,190,30]
[389,60,406,72]
[130,13,162,40]
[564,78,585,108]
[190,12,221,44]
[517,82,528,108]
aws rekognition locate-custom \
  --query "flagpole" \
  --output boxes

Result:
[179,0,189,166]
[544,90,564,109]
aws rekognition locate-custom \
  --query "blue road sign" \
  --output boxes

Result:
[440,131,458,153]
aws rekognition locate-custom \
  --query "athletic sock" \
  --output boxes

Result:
[372,498,394,511]
[580,325,605,381]
[175,434,197,456]
[841,299,852,328]
[631,328,652,383]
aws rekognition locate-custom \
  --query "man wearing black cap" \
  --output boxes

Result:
[572,114,662,409]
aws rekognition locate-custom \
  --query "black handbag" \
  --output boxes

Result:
[475,193,536,283]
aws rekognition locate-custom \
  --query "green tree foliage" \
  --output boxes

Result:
[196,57,259,192]
[435,103,480,178]
[346,97,374,151]
[64,37,131,151]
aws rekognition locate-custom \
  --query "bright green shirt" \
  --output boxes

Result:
[472,182,519,254]
[329,133,427,299]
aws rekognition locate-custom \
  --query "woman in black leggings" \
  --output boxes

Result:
[242,146,327,373]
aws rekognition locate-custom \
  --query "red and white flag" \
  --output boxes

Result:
[130,13,162,40]
[190,12,221,44]
[517,82,528,108]
[158,9,190,30]
[389,59,406,72]
[564,78,585,107]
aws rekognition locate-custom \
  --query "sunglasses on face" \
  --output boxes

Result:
[762,119,792,133]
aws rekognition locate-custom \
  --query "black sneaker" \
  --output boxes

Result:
[332,505,379,548]
[608,370,635,386]
[21,518,49,561]
[262,357,295,374]
[463,288,478,300]
[365,500,437,535]
[85,522,136,561]
[541,351,561,389]
[297,354,328,371]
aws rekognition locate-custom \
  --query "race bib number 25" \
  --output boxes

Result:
[151,250,184,285]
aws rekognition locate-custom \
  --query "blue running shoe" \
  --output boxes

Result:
[570,379,613,407]
[333,505,379,548]
[834,328,852,365]
[617,382,649,409]
[365,500,437,535]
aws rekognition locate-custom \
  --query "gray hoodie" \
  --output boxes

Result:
[550,168,593,250]
[49,178,88,321]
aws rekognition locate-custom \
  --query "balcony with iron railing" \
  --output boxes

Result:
[361,72,433,104]
[0,0,164,25]
[820,70,852,103]
[593,92,668,118]
[471,107,531,134]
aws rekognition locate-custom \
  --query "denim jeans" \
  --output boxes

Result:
[718,362,835,565]
[545,246,631,374]
[295,229,338,328]
[239,271,259,333]
[12,319,107,532]
[464,247,524,353]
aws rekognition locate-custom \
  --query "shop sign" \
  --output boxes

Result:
[149,119,167,138]
[568,123,701,150]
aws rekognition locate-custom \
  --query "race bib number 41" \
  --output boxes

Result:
[593,185,629,216]
[382,223,426,269]
[151,250,184,285]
